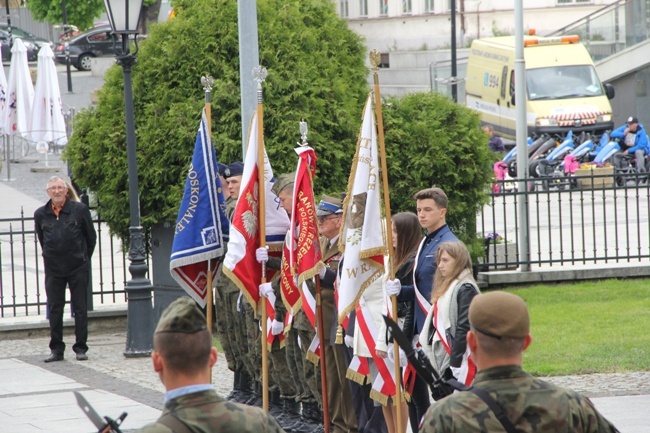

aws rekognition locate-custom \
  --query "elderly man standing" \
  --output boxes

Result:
[34,176,96,362]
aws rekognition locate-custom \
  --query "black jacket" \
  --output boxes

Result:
[34,199,97,277]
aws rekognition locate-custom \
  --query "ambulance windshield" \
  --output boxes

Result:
[526,65,604,100]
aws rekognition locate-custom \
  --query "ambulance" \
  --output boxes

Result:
[465,35,615,141]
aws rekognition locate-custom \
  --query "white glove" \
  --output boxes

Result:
[344,335,354,348]
[271,319,284,336]
[259,282,274,298]
[385,278,402,296]
[256,247,269,263]
[387,347,408,366]
[318,266,327,279]
[450,366,462,380]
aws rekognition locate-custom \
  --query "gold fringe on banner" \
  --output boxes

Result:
[306,351,320,365]
[346,368,369,386]
[369,389,390,407]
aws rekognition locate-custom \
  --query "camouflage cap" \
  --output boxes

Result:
[271,172,295,196]
[469,291,529,339]
[317,194,344,217]
[154,297,207,334]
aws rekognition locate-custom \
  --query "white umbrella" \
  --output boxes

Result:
[3,38,34,138]
[30,44,67,146]
[0,44,8,135]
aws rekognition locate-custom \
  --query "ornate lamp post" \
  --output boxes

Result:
[102,0,154,357]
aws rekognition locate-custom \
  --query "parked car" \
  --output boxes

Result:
[54,25,117,71]
[0,24,52,62]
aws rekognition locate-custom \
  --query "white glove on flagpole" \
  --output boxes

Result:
[256,247,269,263]
[344,335,354,349]
[385,278,402,296]
[318,266,327,279]
[271,319,284,336]
[259,282,274,299]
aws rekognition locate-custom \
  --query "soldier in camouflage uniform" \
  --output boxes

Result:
[258,173,324,432]
[214,162,258,403]
[420,291,618,433]
[135,297,284,433]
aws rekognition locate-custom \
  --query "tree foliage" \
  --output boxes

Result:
[64,0,369,240]
[381,92,493,254]
[27,0,159,30]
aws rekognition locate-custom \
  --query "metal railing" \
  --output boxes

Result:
[0,207,146,318]
[479,170,650,270]
[548,0,649,61]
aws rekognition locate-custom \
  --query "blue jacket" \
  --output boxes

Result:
[398,224,458,333]
[610,123,650,155]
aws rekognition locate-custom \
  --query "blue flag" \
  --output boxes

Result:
[170,109,229,307]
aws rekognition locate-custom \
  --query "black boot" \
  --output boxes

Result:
[288,402,322,433]
[235,372,253,404]
[277,398,301,431]
[269,390,284,418]
[245,381,263,407]
[226,370,241,401]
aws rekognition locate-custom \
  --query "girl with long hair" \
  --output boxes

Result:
[376,212,422,433]
[419,241,480,394]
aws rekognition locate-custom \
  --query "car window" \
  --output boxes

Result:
[88,31,111,42]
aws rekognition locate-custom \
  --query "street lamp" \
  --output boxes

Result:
[102,0,154,357]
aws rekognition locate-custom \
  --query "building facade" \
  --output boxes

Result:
[335,0,617,51]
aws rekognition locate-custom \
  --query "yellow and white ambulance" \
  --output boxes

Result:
[465,35,615,141]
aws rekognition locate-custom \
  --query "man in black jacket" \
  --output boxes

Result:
[34,176,97,362]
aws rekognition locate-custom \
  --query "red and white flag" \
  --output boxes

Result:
[356,301,396,405]
[223,112,290,308]
[290,146,322,285]
[337,94,387,324]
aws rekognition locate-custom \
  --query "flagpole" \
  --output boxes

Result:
[300,121,331,433]
[201,75,214,338]
[370,49,403,433]
[253,65,270,412]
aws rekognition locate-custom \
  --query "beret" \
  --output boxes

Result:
[224,162,244,178]
[469,291,529,339]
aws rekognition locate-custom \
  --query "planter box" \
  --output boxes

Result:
[575,166,614,188]
[483,242,518,270]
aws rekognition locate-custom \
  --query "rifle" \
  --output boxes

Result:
[382,315,455,401]
[74,391,128,433]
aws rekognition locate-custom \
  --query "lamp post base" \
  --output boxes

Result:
[123,226,155,358]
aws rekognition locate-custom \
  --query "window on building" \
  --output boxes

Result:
[403,0,412,14]
[379,0,388,16]
[557,0,592,4]
[360,0,368,16]
[340,0,349,17]
[425,0,434,12]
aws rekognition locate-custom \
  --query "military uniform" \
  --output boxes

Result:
[420,365,618,432]
[421,291,618,433]
[137,391,284,433]
[139,296,285,433]
[214,197,242,373]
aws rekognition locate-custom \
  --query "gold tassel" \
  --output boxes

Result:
[335,325,344,344]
